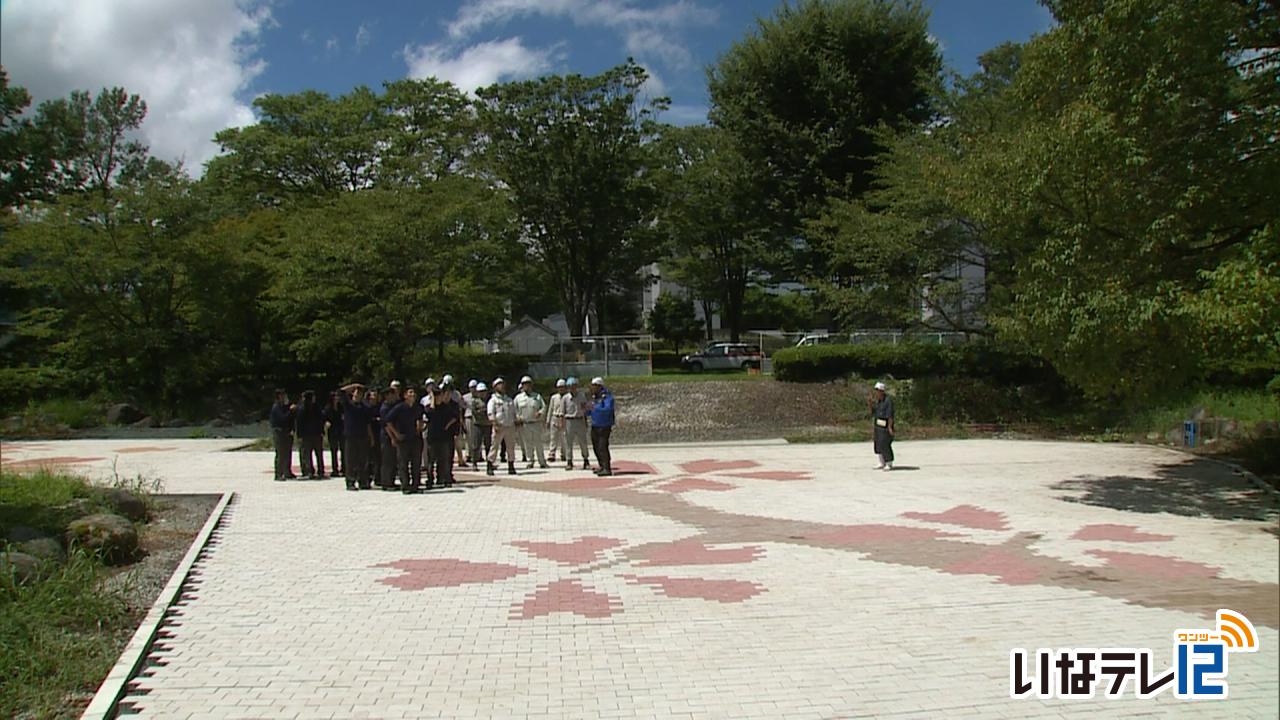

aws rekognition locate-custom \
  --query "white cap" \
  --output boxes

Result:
[468,379,478,388]
[590,376,605,386]
[425,377,436,386]
[555,379,566,388]
[874,381,888,391]
[476,382,488,391]
[520,375,533,384]
[442,374,454,384]
[493,377,505,385]
[390,380,401,388]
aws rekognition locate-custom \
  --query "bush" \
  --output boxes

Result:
[652,350,684,370]
[771,342,1054,385]
[418,348,529,388]
[0,470,105,538]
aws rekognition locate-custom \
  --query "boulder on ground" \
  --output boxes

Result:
[162,418,190,428]
[65,513,138,564]
[16,537,65,563]
[131,415,158,428]
[5,525,47,543]
[210,417,232,428]
[106,403,146,425]
[0,551,43,584]
[96,487,149,522]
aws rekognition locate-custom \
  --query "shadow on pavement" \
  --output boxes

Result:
[1051,457,1279,523]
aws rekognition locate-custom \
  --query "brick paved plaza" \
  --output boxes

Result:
[6,438,1278,718]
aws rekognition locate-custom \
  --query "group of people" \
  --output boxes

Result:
[268,375,617,493]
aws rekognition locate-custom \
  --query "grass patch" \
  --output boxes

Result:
[19,398,104,432]
[0,469,104,538]
[1121,389,1280,434]
[0,551,134,719]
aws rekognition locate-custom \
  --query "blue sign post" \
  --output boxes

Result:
[1183,420,1198,448]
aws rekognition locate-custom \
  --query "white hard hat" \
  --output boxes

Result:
[520,375,533,384]
[476,382,488,391]
[590,376,605,385]
[555,379,566,387]
[425,377,436,386]
[442,374,454,384]
[874,381,888,391]
[493,376,505,385]
[468,379,478,388]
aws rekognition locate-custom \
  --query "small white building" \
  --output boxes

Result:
[496,316,562,356]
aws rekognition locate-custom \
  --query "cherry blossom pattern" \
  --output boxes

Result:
[372,534,769,621]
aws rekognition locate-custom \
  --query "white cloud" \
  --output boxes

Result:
[661,103,708,126]
[445,0,716,70]
[354,22,372,53]
[404,37,560,93]
[0,0,270,172]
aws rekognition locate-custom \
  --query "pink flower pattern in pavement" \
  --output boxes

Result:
[374,534,768,620]
[373,559,529,591]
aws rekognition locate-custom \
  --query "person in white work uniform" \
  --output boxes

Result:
[486,377,519,476]
[514,375,548,469]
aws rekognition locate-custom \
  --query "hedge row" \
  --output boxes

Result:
[771,343,1055,384]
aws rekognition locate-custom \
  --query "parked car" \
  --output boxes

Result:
[794,334,839,347]
[681,342,763,372]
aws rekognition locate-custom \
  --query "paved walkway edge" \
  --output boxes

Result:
[81,491,235,720]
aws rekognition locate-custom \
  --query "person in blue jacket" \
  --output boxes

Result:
[588,376,615,476]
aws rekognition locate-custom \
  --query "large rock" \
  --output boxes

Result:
[162,418,190,428]
[106,403,146,425]
[0,551,42,584]
[65,513,138,564]
[97,487,149,522]
[131,415,158,428]
[5,525,47,543]
[16,537,65,564]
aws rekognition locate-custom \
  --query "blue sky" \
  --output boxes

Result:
[256,0,1055,123]
[1,0,1055,167]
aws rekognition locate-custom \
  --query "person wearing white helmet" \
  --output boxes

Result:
[441,375,468,467]
[868,380,895,470]
[588,376,615,476]
[485,377,518,476]
[514,375,548,469]
[419,378,437,482]
[468,382,492,466]
[560,376,591,470]
[546,378,567,463]
[460,379,479,468]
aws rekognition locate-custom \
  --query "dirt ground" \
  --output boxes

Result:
[608,380,866,444]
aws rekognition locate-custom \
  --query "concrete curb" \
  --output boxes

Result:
[81,491,235,720]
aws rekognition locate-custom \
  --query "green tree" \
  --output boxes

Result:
[806,44,1025,332]
[646,292,702,349]
[211,87,386,203]
[952,0,1280,398]
[708,0,942,241]
[475,61,665,336]
[655,125,771,341]
[269,179,516,381]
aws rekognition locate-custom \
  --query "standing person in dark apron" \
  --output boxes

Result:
[869,381,895,471]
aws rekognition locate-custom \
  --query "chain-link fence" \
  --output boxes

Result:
[525,334,654,379]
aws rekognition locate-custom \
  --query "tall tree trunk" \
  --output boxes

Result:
[700,298,715,341]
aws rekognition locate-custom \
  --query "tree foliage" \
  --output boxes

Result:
[475,60,665,336]
[708,0,942,237]
[950,0,1280,398]
[646,293,702,349]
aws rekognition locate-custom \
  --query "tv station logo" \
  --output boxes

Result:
[1010,609,1259,700]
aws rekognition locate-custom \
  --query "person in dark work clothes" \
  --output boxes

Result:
[424,386,460,487]
[378,387,402,490]
[294,390,326,479]
[385,386,425,494]
[869,381,896,470]
[362,389,380,484]
[269,389,297,481]
[588,377,615,476]
[338,383,375,490]
[323,391,345,478]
